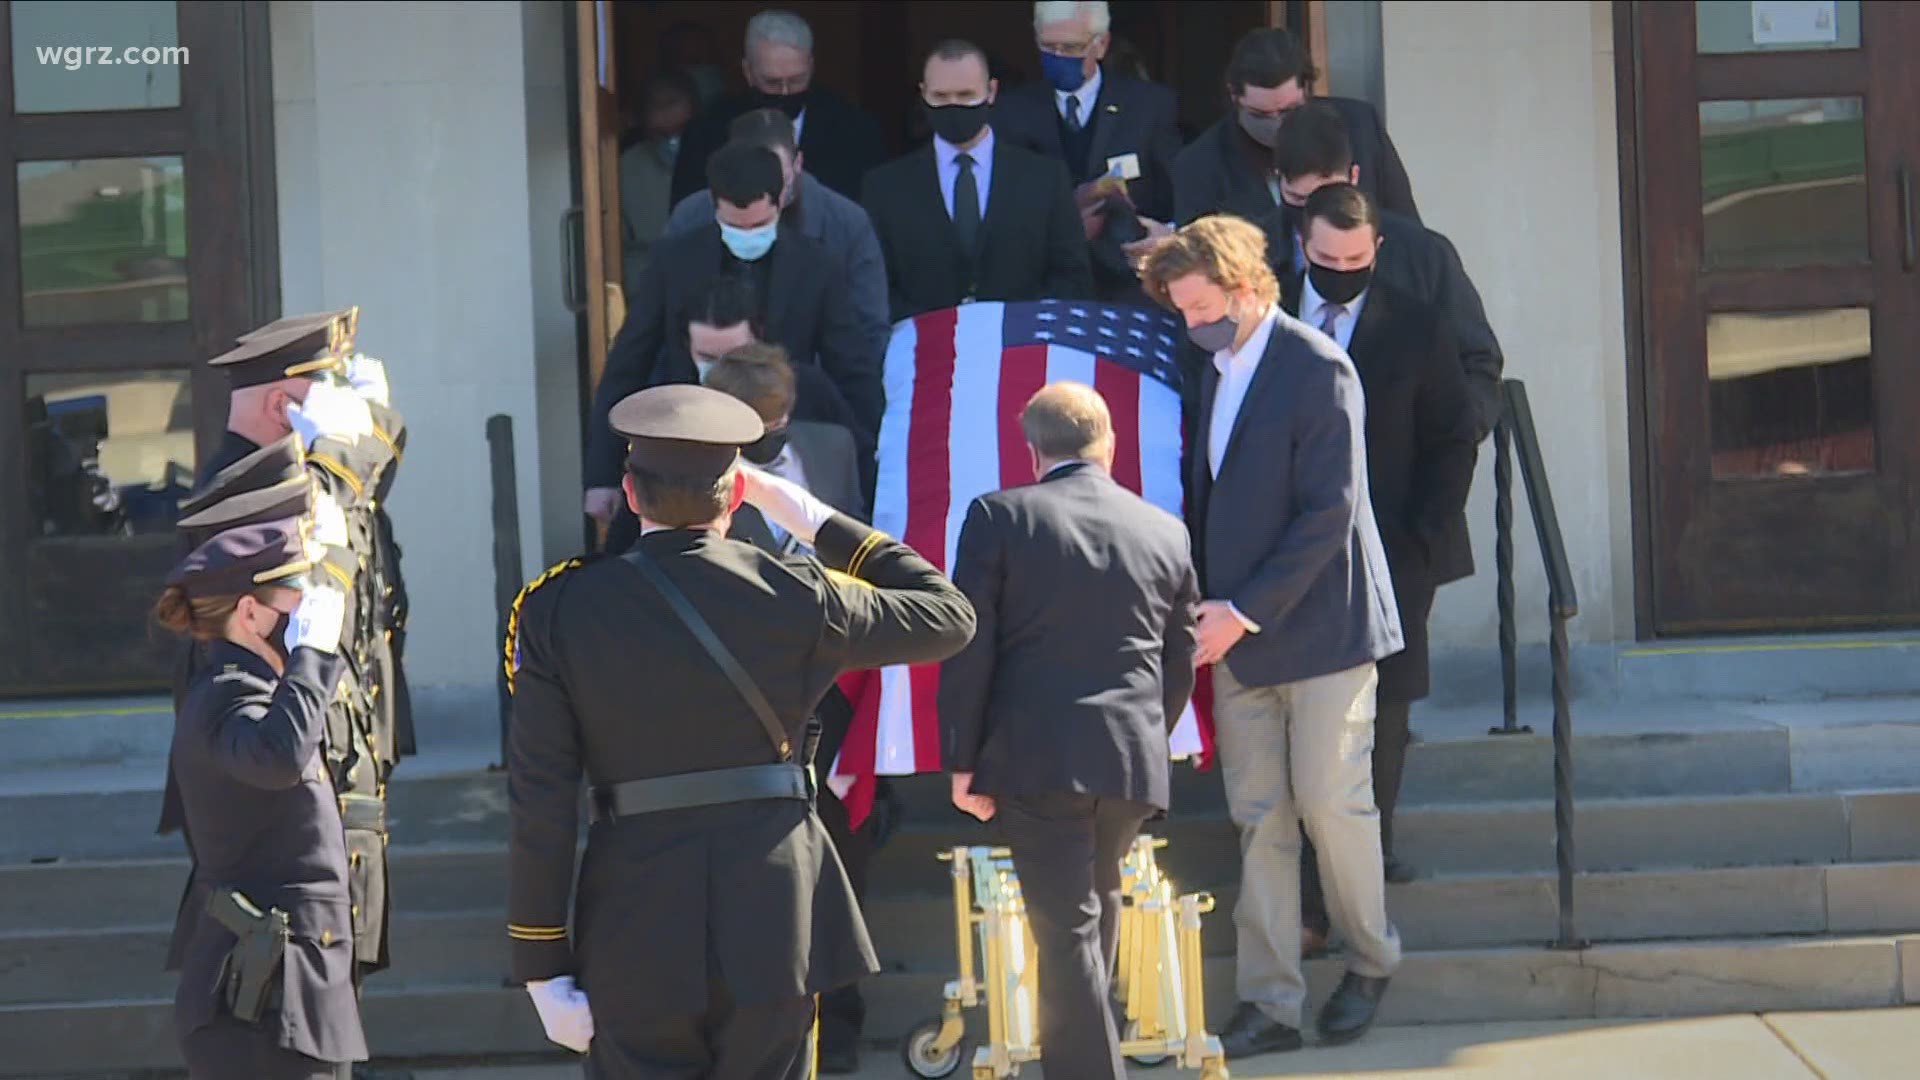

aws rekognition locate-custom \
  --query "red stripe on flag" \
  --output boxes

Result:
[910,663,943,773]
[833,669,882,828]
[904,309,959,569]
[1095,358,1143,495]
[999,344,1051,490]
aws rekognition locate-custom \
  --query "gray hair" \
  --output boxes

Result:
[745,10,814,56]
[1034,1,1111,35]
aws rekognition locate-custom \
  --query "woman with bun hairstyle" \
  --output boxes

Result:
[154,518,366,1079]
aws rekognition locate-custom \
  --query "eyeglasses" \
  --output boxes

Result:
[1040,38,1098,58]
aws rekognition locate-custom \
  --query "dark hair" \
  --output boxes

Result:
[729,108,799,156]
[1301,183,1377,235]
[1226,28,1316,96]
[683,275,763,335]
[152,583,282,642]
[624,465,735,528]
[705,342,797,422]
[1273,101,1353,181]
[642,68,700,113]
[706,142,784,209]
[926,38,990,74]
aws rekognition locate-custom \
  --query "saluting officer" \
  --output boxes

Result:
[504,385,976,1076]
[154,517,365,1079]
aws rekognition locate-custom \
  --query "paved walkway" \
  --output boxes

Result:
[410,1008,1920,1079]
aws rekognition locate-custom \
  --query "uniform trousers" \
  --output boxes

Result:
[585,974,817,1080]
[997,792,1155,1080]
[814,782,870,1055]
[181,1017,350,1080]
[1212,662,1402,1030]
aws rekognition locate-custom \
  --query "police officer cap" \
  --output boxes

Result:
[176,476,314,550]
[610,384,765,478]
[209,322,345,388]
[238,307,359,352]
[165,519,313,599]
[178,436,306,518]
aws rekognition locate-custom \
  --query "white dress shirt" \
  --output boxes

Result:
[935,126,995,221]
[1299,275,1369,351]
[792,108,806,147]
[1055,65,1102,130]
[1206,307,1281,635]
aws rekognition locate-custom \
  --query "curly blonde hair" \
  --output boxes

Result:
[1139,214,1279,312]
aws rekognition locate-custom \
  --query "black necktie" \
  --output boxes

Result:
[952,152,980,254]
[1064,94,1082,133]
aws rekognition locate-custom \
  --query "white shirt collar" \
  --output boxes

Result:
[934,124,995,168]
[1211,306,1281,375]
[1056,65,1102,121]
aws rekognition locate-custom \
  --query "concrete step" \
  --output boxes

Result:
[4,933,1915,1077]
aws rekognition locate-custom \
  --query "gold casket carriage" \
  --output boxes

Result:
[900,836,1229,1079]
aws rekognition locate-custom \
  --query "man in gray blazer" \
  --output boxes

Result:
[1143,215,1404,1056]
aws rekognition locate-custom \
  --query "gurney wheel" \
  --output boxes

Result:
[901,1017,968,1078]
[1123,1020,1171,1068]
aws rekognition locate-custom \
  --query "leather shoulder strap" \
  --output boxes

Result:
[622,547,790,761]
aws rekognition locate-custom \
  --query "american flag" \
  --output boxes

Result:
[828,301,1217,828]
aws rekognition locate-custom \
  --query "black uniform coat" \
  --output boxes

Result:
[169,641,366,1065]
[938,463,1199,811]
[504,513,975,1027]
[585,224,883,491]
[860,137,1096,322]
[1291,283,1478,702]
[670,87,887,206]
[1171,97,1420,227]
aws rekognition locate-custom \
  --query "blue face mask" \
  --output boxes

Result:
[719,220,777,262]
[1040,51,1090,94]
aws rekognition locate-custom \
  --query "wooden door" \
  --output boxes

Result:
[1630,1,1920,633]
[576,0,623,393]
[0,1,276,694]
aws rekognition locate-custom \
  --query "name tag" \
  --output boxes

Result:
[1105,153,1142,181]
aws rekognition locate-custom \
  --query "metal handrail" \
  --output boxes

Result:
[1489,379,1585,950]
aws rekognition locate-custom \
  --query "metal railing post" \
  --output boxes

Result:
[1491,392,1529,736]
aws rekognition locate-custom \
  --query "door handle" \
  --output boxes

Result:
[1899,166,1915,273]
[561,207,586,312]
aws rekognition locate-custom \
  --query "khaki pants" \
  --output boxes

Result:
[1213,662,1402,1029]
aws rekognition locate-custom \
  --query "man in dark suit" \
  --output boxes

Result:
[992,2,1183,301]
[1142,216,1403,1056]
[1287,185,1478,943]
[862,39,1095,322]
[669,10,885,205]
[1170,27,1418,227]
[585,143,883,549]
[940,382,1199,1080]
[1269,101,1505,438]
[505,385,975,1075]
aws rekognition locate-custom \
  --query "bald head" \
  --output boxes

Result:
[1021,382,1115,476]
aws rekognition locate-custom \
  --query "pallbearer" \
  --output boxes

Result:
[503,385,976,1076]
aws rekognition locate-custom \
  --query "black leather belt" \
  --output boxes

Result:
[590,763,812,823]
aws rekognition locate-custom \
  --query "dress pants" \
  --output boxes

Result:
[996,792,1155,1080]
[1301,698,1412,935]
[586,976,816,1080]
[181,1017,351,1080]
[1212,662,1402,1030]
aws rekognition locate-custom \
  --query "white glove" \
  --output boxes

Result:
[311,488,350,549]
[526,975,594,1053]
[283,584,348,655]
[345,354,390,407]
[285,381,374,450]
[739,465,835,546]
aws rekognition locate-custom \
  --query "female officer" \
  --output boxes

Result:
[153,518,367,1079]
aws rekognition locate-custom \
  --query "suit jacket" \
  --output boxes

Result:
[670,88,886,205]
[729,422,868,553]
[1170,97,1420,227]
[1273,208,1505,455]
[167,642,366,1064]
[939,463,1199,811]
[505,514,976,1020]
[666,172,891,368]
[1294,283,1477,701]
[586,223,883,490]
[861,136,1096,322]
[1189,310,1403,687]
[992,71,1183,222]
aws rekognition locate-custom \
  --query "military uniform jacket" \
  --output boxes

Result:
[505,514,975,1021]
[169,641,368,1064]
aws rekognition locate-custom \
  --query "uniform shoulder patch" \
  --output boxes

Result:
[503,557,590,694]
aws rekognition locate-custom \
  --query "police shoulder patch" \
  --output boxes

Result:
[503,556,589,694]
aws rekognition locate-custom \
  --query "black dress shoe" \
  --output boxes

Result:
[1384,855,1418,884]
[819,1043,861,1074]
[1316,972,1390,1046]
[1218,1001,1304,1059]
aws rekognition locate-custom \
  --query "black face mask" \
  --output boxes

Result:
[743,427,790,465]
[1276,202,1302,241]
[925,101,990,146]
[1307,261,1374,306]
[750,88,808,119]
[266,609,293,661]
